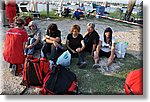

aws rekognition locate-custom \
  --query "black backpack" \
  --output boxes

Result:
[40,65,78,95]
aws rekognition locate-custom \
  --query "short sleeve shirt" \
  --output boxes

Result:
[3,28,28,64]
[100,35,115,52]
[46,30,61,44]
[84,30,99,52]
[67,34,83,50]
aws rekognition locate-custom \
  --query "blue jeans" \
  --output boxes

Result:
[41,42,64,60]
[24,38,42,55]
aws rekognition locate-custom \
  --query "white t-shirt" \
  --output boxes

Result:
[100,35,115,52]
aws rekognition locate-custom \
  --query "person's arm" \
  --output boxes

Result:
[91,43,97,56]
[92,34,100,56]
[93,40,102,60]
[80,40,85,51]
[66,40,76,53]
[96,40,102,54]
[45,35,60,43]
[76,40,85,53]
[23,42,26,49]
[31,30,41,46]
[110,43,115,58]
[83,31,88,37]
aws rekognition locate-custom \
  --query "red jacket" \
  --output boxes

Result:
[3,28,28,64]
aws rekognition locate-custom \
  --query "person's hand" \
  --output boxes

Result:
[25,45,28,48]
[76,48,81,53]
[53,41,58,47]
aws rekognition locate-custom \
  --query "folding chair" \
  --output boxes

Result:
[19,3,40,18]
[96,6,105,16]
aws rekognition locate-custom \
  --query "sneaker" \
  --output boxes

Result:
[9,68,13,72]
[10,64,16,75]
[92,64,100,69]
[79,62,87,69]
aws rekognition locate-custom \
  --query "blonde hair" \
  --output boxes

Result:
[87,22,95,29]
[70,24,80,33]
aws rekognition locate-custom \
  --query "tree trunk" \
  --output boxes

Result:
[124,0,136,21]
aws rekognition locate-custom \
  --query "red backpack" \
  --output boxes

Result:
[40,65,78,95]
[20,57,50,94]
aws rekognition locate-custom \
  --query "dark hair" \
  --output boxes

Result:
[14,17,24,27]
[70,24,80,33]
[104,27,113,46]
[47,23,58,34]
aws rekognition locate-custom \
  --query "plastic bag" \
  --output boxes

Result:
[115,42,128,58]
[56,50,71,67]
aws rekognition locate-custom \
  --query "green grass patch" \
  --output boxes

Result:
[39,10,71,20]
[69,53,142,95]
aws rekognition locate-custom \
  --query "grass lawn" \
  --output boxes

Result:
[69,53,142,95]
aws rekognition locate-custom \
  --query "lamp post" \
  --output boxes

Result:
[47,0,50,19]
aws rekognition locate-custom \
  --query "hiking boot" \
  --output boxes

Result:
[79,62,87,69]
[92,64,100,69]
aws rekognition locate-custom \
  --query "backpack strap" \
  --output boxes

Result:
[125,83,134,95]
[51,66,60,93]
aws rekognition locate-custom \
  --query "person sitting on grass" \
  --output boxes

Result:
[93,27,115,71]
[61,7,70,17]
[24,21,43,57]
[79,3,85,11]
[71,8,84,20]
[41,23,63,61]
[83,22,99,57]
[66,24,87,68]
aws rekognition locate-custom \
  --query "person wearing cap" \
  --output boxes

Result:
[3,17,28,76]
[93,27,115,70]
[24,21,43,57]
[83,22,99,57]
